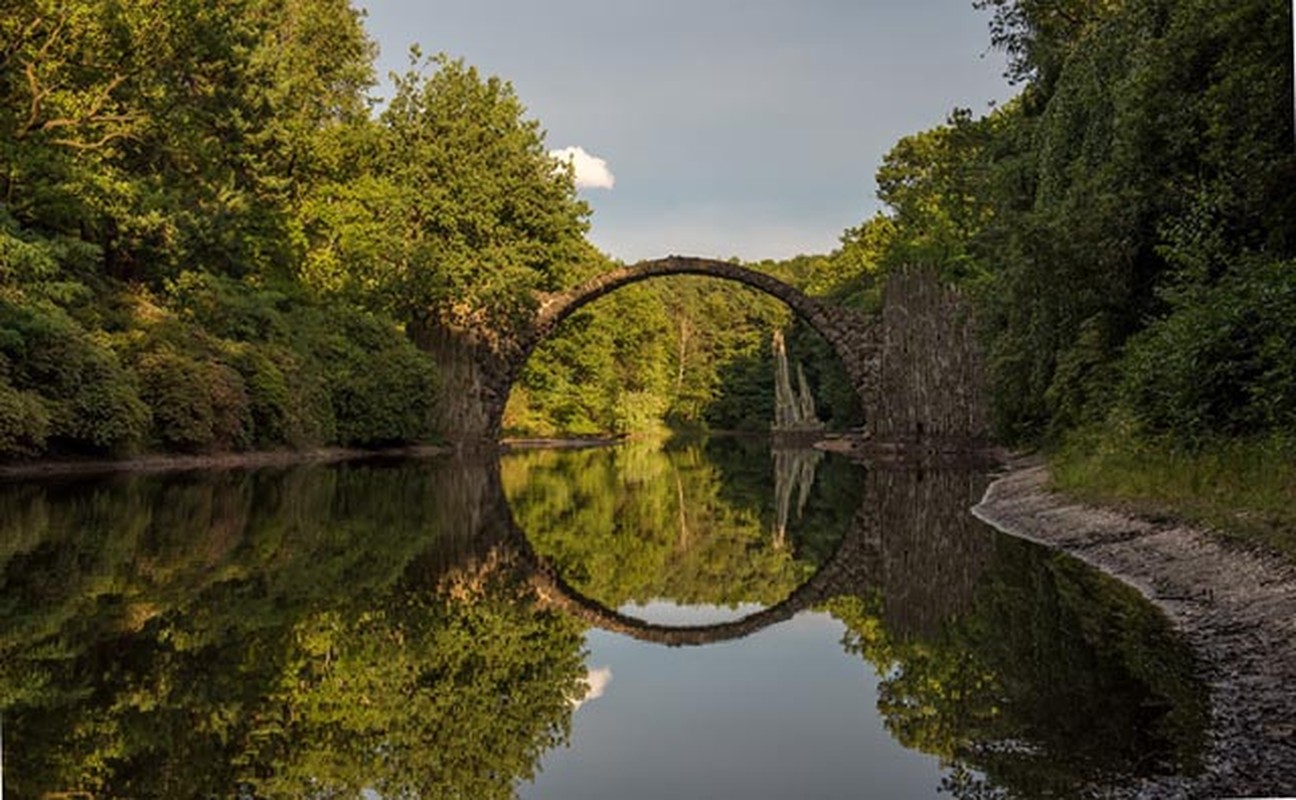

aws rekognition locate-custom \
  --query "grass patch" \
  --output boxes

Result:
[1051,433,1296,562]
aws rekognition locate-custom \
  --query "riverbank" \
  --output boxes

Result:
[972,458,1296,798]
[0,444,453,480]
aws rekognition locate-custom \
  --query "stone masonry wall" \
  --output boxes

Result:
[873,267,988,442]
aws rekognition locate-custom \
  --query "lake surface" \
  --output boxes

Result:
[0,438,1207,798]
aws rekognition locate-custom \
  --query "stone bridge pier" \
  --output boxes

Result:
[411,255,882,446]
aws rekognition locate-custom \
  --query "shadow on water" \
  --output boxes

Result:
[0,443,1208,798]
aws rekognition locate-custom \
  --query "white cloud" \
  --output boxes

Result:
[571,666,613,709]
[550,146,616,190]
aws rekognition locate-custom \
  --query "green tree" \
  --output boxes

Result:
[297,53,594,327]
[507,285,674,436]
[874,108,1000,280]
[825,0,1296,447]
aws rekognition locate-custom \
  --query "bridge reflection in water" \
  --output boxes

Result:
[485,441,1207,798]
[462,443,994,649]
[0,442,1207,799]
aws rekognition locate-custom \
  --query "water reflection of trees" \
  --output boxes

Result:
[824,464,1208,798]
[507,448,1208,795]
[500,439,860,610]
[0,462,584,799]
[0,450,1210,799]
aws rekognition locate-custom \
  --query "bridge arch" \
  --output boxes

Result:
[532,256,865,355]
[495,256,879,440]
[413,255,880,444]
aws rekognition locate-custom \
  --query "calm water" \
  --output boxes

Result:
[0,439,1206,798]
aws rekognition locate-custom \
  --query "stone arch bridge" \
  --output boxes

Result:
[411,256,881,444]
[411,255,985,445]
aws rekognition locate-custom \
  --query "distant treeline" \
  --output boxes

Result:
[3,0,1292,459]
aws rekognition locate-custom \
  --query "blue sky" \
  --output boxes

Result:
[357,1,1015,263]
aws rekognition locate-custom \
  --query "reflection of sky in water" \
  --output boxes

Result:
[618,600,766,626]
[522,603,948,800]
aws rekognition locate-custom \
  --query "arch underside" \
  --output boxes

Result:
[535,257,849,341]
[498,256,879,439]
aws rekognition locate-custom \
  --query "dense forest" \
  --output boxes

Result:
[0,0,595,457]
[2,0,1294,483]
[881,0,1295,451]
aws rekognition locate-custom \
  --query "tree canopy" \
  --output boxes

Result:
[4,0,1292,463]
[814,0,1296,451]
[0,0,612,456]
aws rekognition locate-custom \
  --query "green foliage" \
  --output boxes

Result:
[320,311,438,446]
[4,0,868,449]
[161,274,438,449]
[508,285,673,436]
[0,256,439,458]
[0,460,584,796]
[0,0,451,460]
[0,374,50,456]
[804,0,1296,453]
[1119,257,1296,444]
[298,53,592,325]
[502,439,861,608]
[136,349,251,452]
[973,0,1122,88]
[981,0,1296,443]
[0,210,99,306]
[247,582,582,800]
[662,278,790,432]
[227,342,333,447]
[505,271,860,438]
[0,0,377,284]
[874,108,999,279]
[828,529,1207,796]
[0,301,149,453]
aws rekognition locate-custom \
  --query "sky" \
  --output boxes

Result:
[356,1,1016,264]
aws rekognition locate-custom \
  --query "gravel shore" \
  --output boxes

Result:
[973,460,1296,798]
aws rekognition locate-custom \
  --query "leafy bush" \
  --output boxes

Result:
[0,376,50,457]
[317,312,438,447]
[0,211,98,307]
[136,349,251,453]
[1118,257,1296,446]
[118,275,439,452]
[168,271,291,342]
[59,347,153,452]
[0,302,149,453]
[227,343,334,448]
